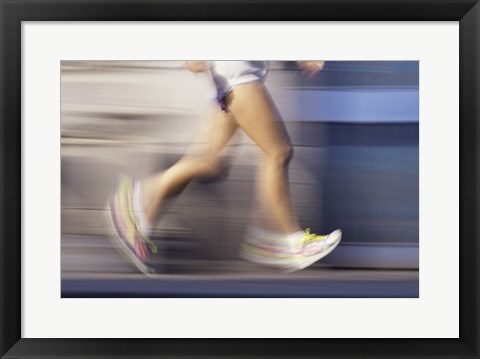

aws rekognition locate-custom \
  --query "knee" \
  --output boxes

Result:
[199,156,229,182]
[266,144,294,166]
[205,157,225,177]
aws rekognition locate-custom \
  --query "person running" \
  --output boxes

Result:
[107,60,342,275]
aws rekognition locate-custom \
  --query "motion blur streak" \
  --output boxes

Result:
[61,61,419,297]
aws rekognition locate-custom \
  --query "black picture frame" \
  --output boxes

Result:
[1,0,479,358]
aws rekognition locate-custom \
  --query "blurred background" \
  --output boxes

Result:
[61,61,419,297]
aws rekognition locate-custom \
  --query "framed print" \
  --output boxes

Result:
[1,0,479,358]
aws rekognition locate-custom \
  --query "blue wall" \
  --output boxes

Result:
[293,61,419,124]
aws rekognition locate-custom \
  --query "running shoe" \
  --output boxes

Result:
[239,228,342,272]
[106,176,157,275]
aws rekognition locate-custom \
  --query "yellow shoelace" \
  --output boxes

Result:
[303,228,327,243]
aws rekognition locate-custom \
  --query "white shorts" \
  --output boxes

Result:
[209,61,268,108]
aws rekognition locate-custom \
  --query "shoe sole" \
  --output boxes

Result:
[105,201,156,276]
[239,248,293,268]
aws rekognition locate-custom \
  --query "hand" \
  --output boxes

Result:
[185,61,209,73]
[297,61,326,77]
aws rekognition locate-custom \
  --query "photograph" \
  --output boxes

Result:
[61,60,420,298]
[2,0,479,355]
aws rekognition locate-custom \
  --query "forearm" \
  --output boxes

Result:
[297,60,326,75]
[185,61,209,73]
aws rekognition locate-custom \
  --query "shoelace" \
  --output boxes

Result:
[137,229,157,254]
[303,228,327,243]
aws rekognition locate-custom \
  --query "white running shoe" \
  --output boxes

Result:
[240,228,342,272]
